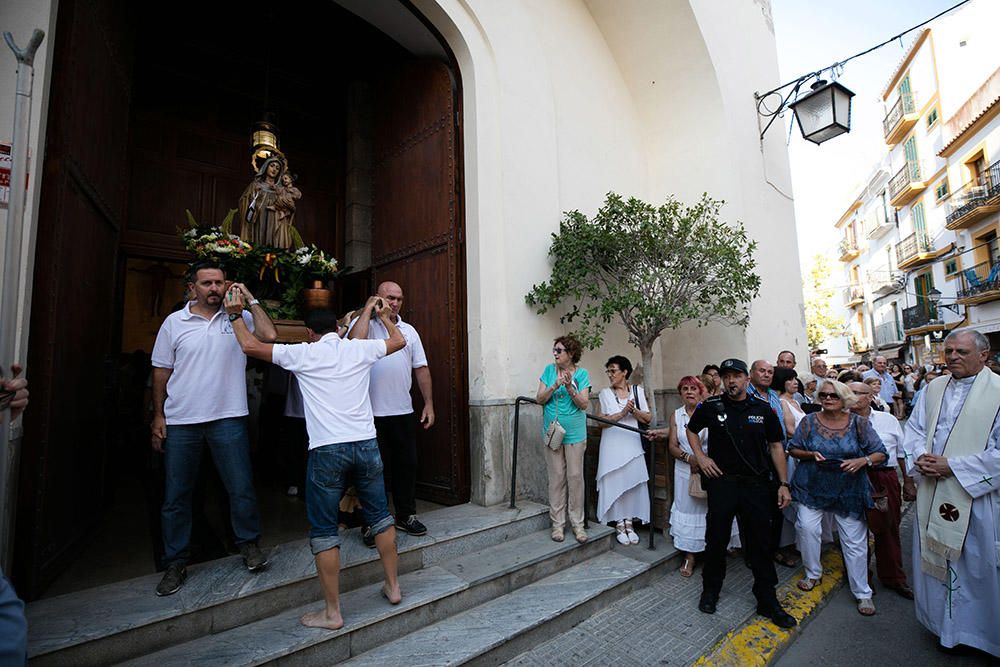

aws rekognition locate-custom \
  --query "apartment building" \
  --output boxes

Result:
[833,0,999,367]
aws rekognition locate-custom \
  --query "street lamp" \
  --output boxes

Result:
[927,288,961,314]
[787,80,855,145]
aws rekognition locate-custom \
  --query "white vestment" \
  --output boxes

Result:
[902,373,1000,656]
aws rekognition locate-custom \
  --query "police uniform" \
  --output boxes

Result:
[687,382,788,614]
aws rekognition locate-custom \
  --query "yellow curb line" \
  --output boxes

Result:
[693,548,846,667]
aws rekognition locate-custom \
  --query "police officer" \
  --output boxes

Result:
[685,358,796,628]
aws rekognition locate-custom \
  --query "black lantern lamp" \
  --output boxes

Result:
[787,80,855,145]
[927,288,961,314]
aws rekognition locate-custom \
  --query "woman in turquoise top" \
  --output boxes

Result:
[536,335,591,544]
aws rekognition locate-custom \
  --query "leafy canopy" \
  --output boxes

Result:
[525,192,761,351]
[803,253,846,349]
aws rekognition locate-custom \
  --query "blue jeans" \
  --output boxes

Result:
[306,438,394,554]
[162,417,261,566]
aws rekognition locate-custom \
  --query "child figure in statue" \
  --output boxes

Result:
[269,172,302,249]
[238,156,284,248]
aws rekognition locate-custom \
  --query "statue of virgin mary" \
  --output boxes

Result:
[238,156,284,247]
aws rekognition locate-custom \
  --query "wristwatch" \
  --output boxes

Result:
[247,298,260,308]
[228,313,242,322]
[864,456,873,467]
[779,481,790,488]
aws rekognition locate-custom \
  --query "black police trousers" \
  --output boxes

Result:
[702,475,779,608]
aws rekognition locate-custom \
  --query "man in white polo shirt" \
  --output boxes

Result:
[349,281,434,543]
[225,295,406,630]
[848,381,915,599]
[150,260,277,596]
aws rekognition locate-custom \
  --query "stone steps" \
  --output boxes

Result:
[27,501,549,666]
[118,524,617,666]
[342,547,678,667]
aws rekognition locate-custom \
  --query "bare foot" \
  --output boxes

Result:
[300,608,344,630]
[381,583,402,605]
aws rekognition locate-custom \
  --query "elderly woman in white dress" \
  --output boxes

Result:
[596,356,652,545]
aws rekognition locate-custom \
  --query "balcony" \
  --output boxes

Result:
[843,284,865,308]
[945,160,1000,230]
[895,231,951,270]
[902,301,959,336]
[839,237,861,262]
[866,208,897,240]
[850,335,873,354]
[874,321,904,348]
[883,92,919,145]
[956,259,1000,305]
[869,269,904,297]
[889,161,926,208]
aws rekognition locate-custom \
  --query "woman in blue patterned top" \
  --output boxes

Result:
[788,378,887,617]
[537,335,591,544]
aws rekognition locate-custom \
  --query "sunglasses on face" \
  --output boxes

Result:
[553,347,567,354]
[817,392,840,400]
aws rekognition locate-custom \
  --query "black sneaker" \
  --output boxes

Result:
[362,527,376,549]
[757,604,797,628]
[156,563,187,597]
[395,515,427,536]
[698,591,718,614]
[239,542,269,571]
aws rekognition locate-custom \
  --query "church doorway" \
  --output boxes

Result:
[15,0,468,600]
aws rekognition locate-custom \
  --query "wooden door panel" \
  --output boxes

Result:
[373,60,468,505]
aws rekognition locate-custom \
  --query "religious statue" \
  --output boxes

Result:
[268,172,302,249]
[238,156,284,248]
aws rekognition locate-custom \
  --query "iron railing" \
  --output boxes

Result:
[850,335,872,353]
[903,302,938,330]
[946,159,1000,227]
[957,259,1000,300]
[511,396,658,549]
[866,208,897,239]
[868,268,904,295]
[889,161,922,200]
[882,91,916,138]
[895,231,932,266]
[874,321,904,348]
[843,284,864,305]
[839,236,859,258]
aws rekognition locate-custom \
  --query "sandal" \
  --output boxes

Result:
[774,551,799,568]
[857,598,876,616]
[797,577,821,591]
[551,527,564,543]
[624,520,639,545]
[680,555,695,578]
[615,521,630,545]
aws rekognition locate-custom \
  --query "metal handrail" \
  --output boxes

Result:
[510,395,659,550]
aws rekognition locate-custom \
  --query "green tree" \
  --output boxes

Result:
[525,192,761,422]
[803,253,846,349]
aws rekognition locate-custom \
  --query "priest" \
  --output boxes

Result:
[902,329,1000,657]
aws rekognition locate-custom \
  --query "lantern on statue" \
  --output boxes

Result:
[251,114,282,170]
[788,80,855,145]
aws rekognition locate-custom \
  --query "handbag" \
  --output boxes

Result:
[688,472,708,498]
[632,384,649,433]
[544,390,566,451]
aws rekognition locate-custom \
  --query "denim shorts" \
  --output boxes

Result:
[306,438,394,554]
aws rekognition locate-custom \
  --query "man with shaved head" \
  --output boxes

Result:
[903,329,1000,656]
[349,281,435,544]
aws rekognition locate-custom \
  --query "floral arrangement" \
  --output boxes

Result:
[293,244,339,279]
[182,227,253,259]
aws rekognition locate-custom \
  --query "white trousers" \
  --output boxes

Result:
[796,504,872,600]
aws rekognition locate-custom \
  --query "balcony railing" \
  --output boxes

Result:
[839,237,859,259]
[889,161,922,201]
[874,321,904,348]
[866,208,897,239]
[903,302,939,331]
[957,259,1000,301]
[843,284,864,305]
[868,267,904,295]
[850,335,872,353]
[945,159,1000,228]
[883,91,916,139]
[895,231,932,266]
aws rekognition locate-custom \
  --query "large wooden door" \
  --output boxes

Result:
[15,0,132,598]
[373,61,468,505]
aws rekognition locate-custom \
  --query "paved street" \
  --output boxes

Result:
[775,507,995,667]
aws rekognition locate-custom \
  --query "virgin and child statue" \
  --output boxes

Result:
[238,156,302,249]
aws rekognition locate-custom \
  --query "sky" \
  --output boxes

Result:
[771,0,965,285]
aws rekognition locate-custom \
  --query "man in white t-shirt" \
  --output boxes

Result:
[848,381,914,599]
[348,282,434,542]
[150,260,277,596]
[226,293,406,630]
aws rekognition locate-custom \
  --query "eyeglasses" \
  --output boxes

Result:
[552,347,567,354]
[817,392,840,400]
[605,368,622,375]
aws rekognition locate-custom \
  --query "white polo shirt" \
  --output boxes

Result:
[865,409,904,467]
[151,303,254,425]
[348,315,428,417]
[271,333,387,449]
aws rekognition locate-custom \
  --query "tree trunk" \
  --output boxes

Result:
[640,342,657,426]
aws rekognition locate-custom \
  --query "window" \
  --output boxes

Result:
[935,180,949,201]
[927,108,939,128]
[912,202,927,237]
[944,257,960,277]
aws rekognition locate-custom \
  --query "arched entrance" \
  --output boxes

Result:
[15,0,468,599]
